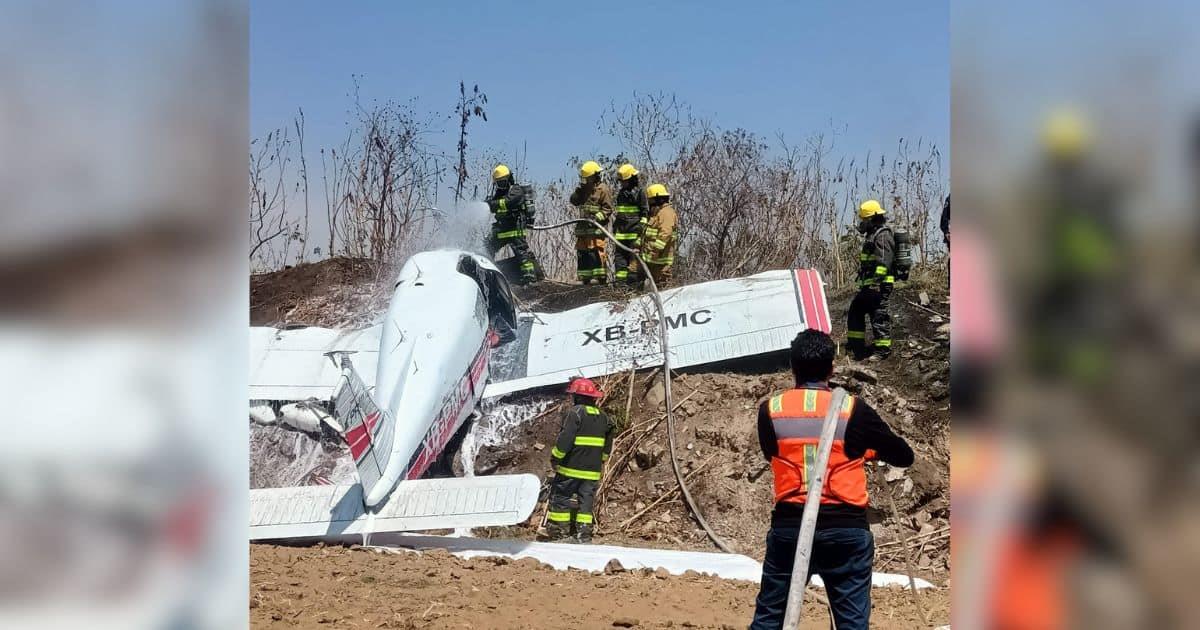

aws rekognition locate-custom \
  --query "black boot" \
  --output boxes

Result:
[575,524,594,544]
[542,521,570,541]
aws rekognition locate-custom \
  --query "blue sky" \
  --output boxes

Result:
[252,0,947,189]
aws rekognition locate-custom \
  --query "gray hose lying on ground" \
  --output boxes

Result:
[528,218,735,553]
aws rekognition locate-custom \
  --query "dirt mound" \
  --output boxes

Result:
[250,544,949,629]
[251,257,385,327]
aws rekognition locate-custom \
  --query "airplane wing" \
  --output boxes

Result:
[483,268,830,397]
[249,268,830,401]
[249,474,540,541]
[249,325,381,402]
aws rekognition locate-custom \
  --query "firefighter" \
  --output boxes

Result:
[750,330,913,630]
[612,163,649,285]
[569,160,613,284]
[638,183,678,287]
[846,199,896,360]
[545,377,613,543]
[485,164,539,285]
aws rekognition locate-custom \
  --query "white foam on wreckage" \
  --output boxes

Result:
[361,534,935,589]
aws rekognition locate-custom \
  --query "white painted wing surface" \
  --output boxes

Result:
[249,325,381,401]
[249,474,540,541]
[482,269,830,397]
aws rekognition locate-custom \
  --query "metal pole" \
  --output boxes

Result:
[782,387,848,630]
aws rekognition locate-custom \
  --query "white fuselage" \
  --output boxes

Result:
[364,250,493,507]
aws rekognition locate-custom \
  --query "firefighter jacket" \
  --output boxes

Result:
[569,182,613,237]
[487,183,535,231]
[858,223,896,289]
[613,184,649,243]
[550,404,613,481]
[643,203,678,265]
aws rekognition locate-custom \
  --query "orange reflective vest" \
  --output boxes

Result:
[767,388,875,507]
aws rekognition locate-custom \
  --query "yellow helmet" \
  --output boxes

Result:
[617,163,639,181]
[858,199,885,219]
[1041,107,1090,159]
[646,183,669,200]
[492,164,511,181]
[579,160,602,179]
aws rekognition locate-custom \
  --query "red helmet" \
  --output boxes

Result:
[566,377,603,399]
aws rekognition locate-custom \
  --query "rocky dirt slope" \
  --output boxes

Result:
[473,280,951,585]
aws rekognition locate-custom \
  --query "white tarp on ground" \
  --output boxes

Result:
[249,269,830,402]
[357,534,934,589]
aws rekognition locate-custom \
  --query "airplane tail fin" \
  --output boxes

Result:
[329,352,396,506]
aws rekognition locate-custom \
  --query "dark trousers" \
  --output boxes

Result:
[487,220,537,283]
[846,287,891,357]
[575,236,607,283]
[750,527,874,630]
[546,474,597,537]
[613,240,640,284]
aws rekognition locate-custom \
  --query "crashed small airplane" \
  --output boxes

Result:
[249,249,832,540]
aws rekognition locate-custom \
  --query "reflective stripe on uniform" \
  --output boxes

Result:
[616,205,640,214]
[584,406,600,415]
[574,436,605,447]
[614,232,640,240]
[651,239,667,249]
[884,275,895,284]
[646,256,673,265]
[556,465,601,480]
[498,199,507,211]
[846,330,866,339]
[803,390,818,413]
[551,446,566,459]
[547,511,571,522]
[497,229,526,238]
[875,265,888,276]
[644,227,659,237]
[575,513,594,524]
[771,416,850,440]
[873,339,892,347]
[615,269,629,279]
[521,261,536,271]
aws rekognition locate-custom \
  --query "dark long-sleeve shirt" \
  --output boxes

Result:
[757,386,914,529]
[941,195,951,240]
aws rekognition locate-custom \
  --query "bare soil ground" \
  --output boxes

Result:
[249,259,951,627]
[251,544,950,629]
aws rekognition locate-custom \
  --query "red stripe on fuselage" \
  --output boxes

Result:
[403,338,491,480]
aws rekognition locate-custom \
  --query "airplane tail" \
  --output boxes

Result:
[329,352,396,507]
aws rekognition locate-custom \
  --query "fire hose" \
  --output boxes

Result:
[528,218,735,554]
